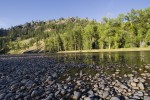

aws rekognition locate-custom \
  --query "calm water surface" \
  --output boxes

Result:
[51,51,150,77]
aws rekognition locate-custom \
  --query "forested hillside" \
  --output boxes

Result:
[0,7,150,54]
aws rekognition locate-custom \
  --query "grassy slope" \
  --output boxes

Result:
[8,39,45,54]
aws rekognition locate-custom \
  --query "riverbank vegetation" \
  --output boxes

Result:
[0,7,150,54]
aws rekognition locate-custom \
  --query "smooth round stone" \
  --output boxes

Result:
[31,90,39,97]
[144,96,150,100]
[88,90,94,95]
[124,74,127,77]
[0,93,6,99]
[52,73,57,78]
[55,91,60,96]
[120,84,128,89]
[132,86,139,90]
[138,82,144,90]
[24,95,30,100]
[102,91,109,98]
[76,80,82,86]
[134,91,143,97]
[66,76,71,81]
[133,79,139,83]
[131,82,136,87]
[128,74,134,77]
[94,84,98,88]
[139,78,145,83]
[110,97,120,100]
[73,91,81,100]
[4,93,13,99]
[133,95,141,99]
[61,89,66,95]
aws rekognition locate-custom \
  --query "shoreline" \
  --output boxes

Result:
[57,48,150,53]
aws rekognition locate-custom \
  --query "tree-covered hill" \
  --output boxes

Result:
[0,7,150,54]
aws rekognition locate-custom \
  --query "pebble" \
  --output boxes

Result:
[0,93,6,99]
[102,91,109,98]
[144,96,150,100]
[131,82,136,87]
[138,82,144,90]
[31,90,39,97]
[0,55,150,100]
[110,97,120,100]
[73,91,81,100]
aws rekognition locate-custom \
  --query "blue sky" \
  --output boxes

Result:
[0,0,150,29]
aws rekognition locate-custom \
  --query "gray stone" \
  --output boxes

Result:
[134,91,143,97]
[24,95,30,100]
[31,90,39,97]
[102,91,109,98]
[110,97,120,100]
[144,96,150,100]
[61,89,66,95]
[94,84,98,88]
[138,82,144,90]
[46,94,53,100]
[76,80,82,86]
[52,73,57,78]
[0,93,6,99]
[25,80,34,89]
[4,93,13,99]
[66,76,71,81]
[73,91,81,100]
[131,82,136,87]
[15,93,23,99]
[133,95,141,99]
[55,91,60,96]
[10,83,19,91]
[139,78,145,83]
[80,70,83,77]
[120,84,128,89]
[133,79,139,83]
[88,90,94,95]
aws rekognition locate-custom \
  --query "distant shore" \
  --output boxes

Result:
[57,48,150,53]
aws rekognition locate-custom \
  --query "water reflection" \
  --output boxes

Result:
[53,51,150,67]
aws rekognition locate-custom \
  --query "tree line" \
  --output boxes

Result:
[0,7,150,53]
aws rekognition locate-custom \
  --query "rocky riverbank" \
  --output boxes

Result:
[0,55,150,100]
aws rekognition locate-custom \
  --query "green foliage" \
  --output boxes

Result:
[0,7,150,54]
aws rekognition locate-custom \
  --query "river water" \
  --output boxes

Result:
[51,51,150,77]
